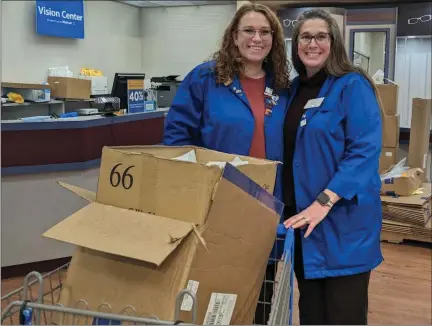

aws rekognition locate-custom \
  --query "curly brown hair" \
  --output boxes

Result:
[211,3,291,91]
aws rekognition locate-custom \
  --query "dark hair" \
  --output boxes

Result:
[211,3,291,90]
[292,9,384,113]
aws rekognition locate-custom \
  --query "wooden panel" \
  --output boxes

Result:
[346,7,397,25]
[291,242,432,325]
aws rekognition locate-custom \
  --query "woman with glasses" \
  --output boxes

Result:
[164,4,290,324]
[282,8,384,325]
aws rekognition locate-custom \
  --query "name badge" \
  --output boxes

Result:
[304,97,325,110]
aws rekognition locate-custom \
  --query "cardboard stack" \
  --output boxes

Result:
[43,145,284,325]
[376,84,400,173]
[381,183,432,243]
[380,97,432,243]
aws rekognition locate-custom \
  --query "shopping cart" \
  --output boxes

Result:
[1,225,294,326]
[255,224,295,326]
[1,263,196,325]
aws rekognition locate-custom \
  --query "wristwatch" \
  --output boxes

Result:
[317,192,334,208]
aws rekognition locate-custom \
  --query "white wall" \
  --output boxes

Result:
[395,37,432,129]
[140,4,236,80]
[1,1,236,88]
[1,1,143,92]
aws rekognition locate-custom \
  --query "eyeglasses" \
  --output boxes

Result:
[298,33,331,45]
[283,19,297,27]
[238,28,274,39]
[408,14,431,25]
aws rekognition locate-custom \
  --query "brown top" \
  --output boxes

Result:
[240,75,266,159]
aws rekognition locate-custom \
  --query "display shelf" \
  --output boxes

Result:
[1,100,64,107]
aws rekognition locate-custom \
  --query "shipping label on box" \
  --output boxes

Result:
[379,147,398,173]
[43,145,283,325]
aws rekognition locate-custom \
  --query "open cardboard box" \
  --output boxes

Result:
[43,146,284,325]
[381,167,424,197]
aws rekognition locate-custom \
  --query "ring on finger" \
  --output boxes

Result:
[302,216,309,224]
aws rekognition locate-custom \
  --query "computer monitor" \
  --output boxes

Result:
[111,73,146,112]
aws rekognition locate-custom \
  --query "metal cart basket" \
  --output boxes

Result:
[1,226,294,325]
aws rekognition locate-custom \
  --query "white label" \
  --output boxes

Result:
[300,119,307,127]
[304,97,324,109]
[180,280,199,311]
[385,152,393,157]
[423,154,428,169]
[204,293,237,325]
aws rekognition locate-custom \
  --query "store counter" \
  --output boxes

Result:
[1,109,168,274]
[2,109,168,175]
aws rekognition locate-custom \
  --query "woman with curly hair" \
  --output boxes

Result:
[164,3,290,324]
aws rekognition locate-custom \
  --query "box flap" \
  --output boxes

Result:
[56,180,96,202]
[43,202,194,266]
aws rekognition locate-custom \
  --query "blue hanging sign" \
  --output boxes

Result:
[127,79,145,113]
[36,0,85,39]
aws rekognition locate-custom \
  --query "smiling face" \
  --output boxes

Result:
[297,18,331,76]
[234,11,273,65]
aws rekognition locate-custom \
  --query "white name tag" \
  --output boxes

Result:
[304,97,325,109]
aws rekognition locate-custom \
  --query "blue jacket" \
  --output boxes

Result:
[164,61,289,203]
[164,61,290,265]
[289,72,384,279]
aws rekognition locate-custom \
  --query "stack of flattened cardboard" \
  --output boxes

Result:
[43,145,285,325]
[381,183,432,243]
[376,84,400,173]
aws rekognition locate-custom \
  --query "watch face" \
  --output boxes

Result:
[318,192,330,204]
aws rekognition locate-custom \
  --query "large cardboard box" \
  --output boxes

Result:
[376,84,399,116]
[43,146,283,325]
[382,114,400,148]
[379,147,398,173]
[47,76,91,99]
[408,98,432,181]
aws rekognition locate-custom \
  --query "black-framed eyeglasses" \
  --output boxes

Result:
[298,33,331,45]
[237,28,274,39]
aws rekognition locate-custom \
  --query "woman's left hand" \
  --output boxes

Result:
[283,201,331,238]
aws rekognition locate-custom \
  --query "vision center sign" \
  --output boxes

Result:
[36,0,84,39]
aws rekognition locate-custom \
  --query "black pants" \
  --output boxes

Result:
[294,229,371,325]
[254,264,276,325]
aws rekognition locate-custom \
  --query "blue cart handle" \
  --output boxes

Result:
[276,224,295,252]
[277,223,288,237]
